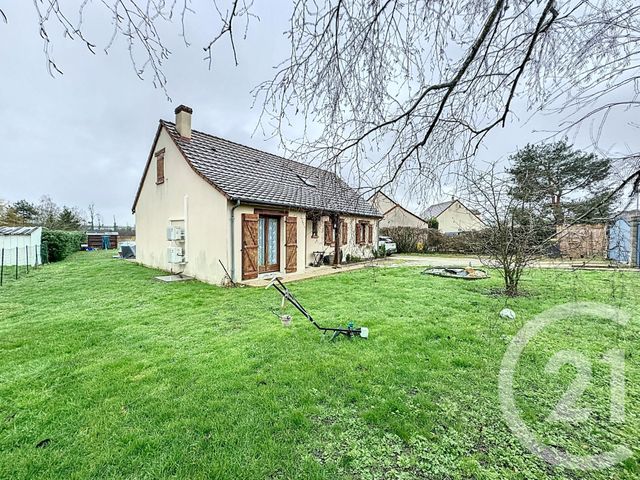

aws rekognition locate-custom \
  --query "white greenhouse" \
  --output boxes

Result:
[0,226,43,267]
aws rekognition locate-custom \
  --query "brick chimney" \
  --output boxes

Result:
[175,105,192,139]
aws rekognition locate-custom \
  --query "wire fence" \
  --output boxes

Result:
[0,245,43,287]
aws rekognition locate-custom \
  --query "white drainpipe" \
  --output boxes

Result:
[183,194,189,263]
[230,199,241,281]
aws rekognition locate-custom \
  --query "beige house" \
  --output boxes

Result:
[132,106,382,285]
[368,192,430,229]
[420,198,485,234]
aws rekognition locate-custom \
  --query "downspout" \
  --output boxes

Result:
[183,195,189,264]
[230,199,241,281]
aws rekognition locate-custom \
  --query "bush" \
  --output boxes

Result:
[41,229,85,262]
[380,227,429,253]
[424,229,485,254]
[40,242,49,264]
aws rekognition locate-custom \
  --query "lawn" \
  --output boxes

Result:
[1,252,639,479]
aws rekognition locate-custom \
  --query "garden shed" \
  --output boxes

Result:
[0,226,43,266]
[87,231,119,250]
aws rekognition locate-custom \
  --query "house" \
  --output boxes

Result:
[420,198,485,234]
[368,192,430,229]
[132,106,382,285]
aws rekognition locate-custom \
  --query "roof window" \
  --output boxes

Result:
[297,174,316,188]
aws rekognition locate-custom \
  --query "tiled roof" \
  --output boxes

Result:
[161,121,381,218]
[420,200,454,219]
[0,226,40,236]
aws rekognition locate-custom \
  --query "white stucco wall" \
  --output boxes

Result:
[437,201,485,233]
[305,215,378,265]
[380,207,429,229]
[369,192,396,213]
[230,205,306,282]
[370,193,428,229]
[134,127,230,284]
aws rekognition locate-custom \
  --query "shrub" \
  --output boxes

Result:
[40,242,49,264]
[425,229,485,254]
[41,229,85,262]
[380,227,429,253]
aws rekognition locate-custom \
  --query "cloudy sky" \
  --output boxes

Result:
[1,2,638,225]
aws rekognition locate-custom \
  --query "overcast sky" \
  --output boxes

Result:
[1,2,638,225]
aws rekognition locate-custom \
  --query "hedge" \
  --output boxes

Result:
[380,226,482,254]
[41,229,85,263]
[380,227,430,253]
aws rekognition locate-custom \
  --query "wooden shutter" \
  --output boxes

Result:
[285,216,298,273]
[355,222,361,244]
[368,223,373,244]
[324,221,333,245]
[155,149,165,184]
[341,221,348,244]
[242,214,259,280]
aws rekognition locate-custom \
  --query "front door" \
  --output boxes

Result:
[258,216,280,273]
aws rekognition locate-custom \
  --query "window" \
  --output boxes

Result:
[155,149,165,184]
[296,173,317,188]
[356,221,371,245]
[258,215,280,273]
[311,219,318,238]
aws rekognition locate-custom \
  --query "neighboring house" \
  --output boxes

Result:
[132,106,382,285]
[420,198,485,234]
[368,192,430,229]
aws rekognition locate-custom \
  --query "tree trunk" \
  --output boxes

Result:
[333,214,341,267]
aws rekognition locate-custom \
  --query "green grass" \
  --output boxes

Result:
[1,252,639,479]
[0,264,35,287]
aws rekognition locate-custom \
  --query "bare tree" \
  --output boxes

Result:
[15,1,255,96]
[462,165,546,296]
[37,195,61,229]
[256,1,640,195]
[7,1,640,195]
[88,203,96,231]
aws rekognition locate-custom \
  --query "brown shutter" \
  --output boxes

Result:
[285,216,298,273]
[241,214,259,280]
[368,223,373,244]
[355,222,361,244]
[341,221,348,244]
[324,220,333,245]
[156,149,165,184]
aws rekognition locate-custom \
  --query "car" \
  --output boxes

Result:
[378,235,397,255]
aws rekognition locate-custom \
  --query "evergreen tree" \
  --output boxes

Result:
[57,207,83,231]
[508,140,615,225]
[1,200,39,226]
